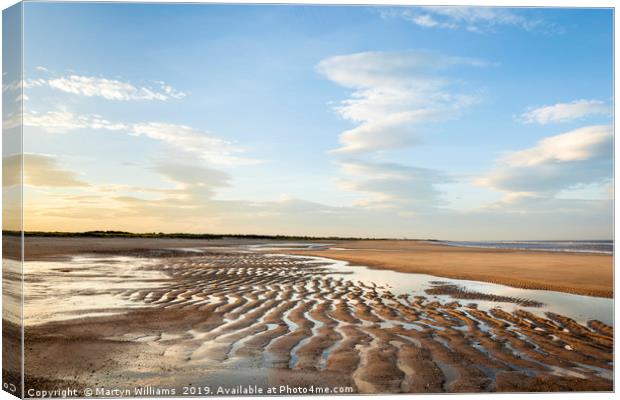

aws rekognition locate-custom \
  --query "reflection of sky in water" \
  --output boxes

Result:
[245,243,329,251]
[441,240,613,255]
[282,254,614,326]
[3,259,22,324]
[15,245,614,328]
[23,256,169,325]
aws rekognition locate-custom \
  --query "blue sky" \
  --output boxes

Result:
[7,3,613,239]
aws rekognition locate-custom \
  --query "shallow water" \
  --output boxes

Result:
[278,254,614,326]
[2,259,23,324]
[18,244,613,329]
[23,255,169,325]
[19,245,613,392]
[440,240,613,255]
[245,243,329,251]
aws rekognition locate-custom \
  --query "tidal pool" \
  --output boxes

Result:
[23,255,169,325]
[278,254,614,326]
[17,245,613,328]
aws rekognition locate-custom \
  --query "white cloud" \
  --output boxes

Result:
[2,79,21,93]
[426,7,541,31]
[476,125,612,197]
[3,112,22,130]
[333,112,427,153]
[519,99,611,124]
[337,160,451,210]
[23,109,259,166]
[24,109,127,134]
[409,14,457,29]
[278,193,293,202]
[153,162,231,198]
[502,125,612,166]
[3,153,89,188]
[382,6,546,33]
[317,51,484,153]
[25,73,186,101]
[411,14,439,28]
[130,122,260,166]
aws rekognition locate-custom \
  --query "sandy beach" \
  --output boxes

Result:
[2,237,614,395]
[5,237,612,297]
[285,240,613,298]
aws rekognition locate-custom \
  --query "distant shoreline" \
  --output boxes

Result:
[2,230,610,244]
[1,230,396,241]
[438,240,613,256]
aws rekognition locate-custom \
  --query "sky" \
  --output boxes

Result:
[2,3,614,239]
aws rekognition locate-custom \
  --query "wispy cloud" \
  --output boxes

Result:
[22,158,359,235]
[2,111,22,130]
[337,159,451,210]
[408,14,457,29]
[129,122,259,166]
[317,50,484,154]
[24,109,126,134]
[2,79,24,104]
[25,73,186,101]
[3,153,89,188]
[519,99,611,124]
[152,162,232,200]
[381,6,548,34]
[476,125,612,200]
[16,152,611,240]
[24,109,260,166]
[2,79,21,93]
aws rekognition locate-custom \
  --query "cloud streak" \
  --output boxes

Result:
[337,159,451,210]
[3,153,89,188]
[23,109,259,166]
[25,73,186,101]
[24,109,126,134]
[381,6,546,34]
[22,158,358,235]
[129,122,259,166]
[519,99,611,124]
[16,154,611,240]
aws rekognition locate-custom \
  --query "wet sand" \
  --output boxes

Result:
[3,236,265,261]
[3,238,614,395]
[6,236,612,298]
[283,240,613,297]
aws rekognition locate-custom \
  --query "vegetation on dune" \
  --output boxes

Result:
[1,230,394,241]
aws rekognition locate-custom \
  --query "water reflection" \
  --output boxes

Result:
[23,256,169,325]
[283,254,614,326]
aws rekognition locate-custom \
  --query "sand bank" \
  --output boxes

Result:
[282,240,613,297]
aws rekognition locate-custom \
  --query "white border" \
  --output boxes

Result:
[0,1,616,400]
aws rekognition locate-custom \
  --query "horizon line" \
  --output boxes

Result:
[1,230,612,242]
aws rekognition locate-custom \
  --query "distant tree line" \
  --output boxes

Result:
[1,230,402,241]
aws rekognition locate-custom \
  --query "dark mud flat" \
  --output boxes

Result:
[425,283,544,307]
[13,246,614,395]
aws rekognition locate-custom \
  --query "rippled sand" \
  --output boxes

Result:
[10,244,612,395]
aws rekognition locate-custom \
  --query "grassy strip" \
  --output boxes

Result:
[2,230,387,241]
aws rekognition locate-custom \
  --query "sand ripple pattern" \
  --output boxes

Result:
[114,251,613,393]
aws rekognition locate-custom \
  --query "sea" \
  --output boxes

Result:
[439,240,613,255]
